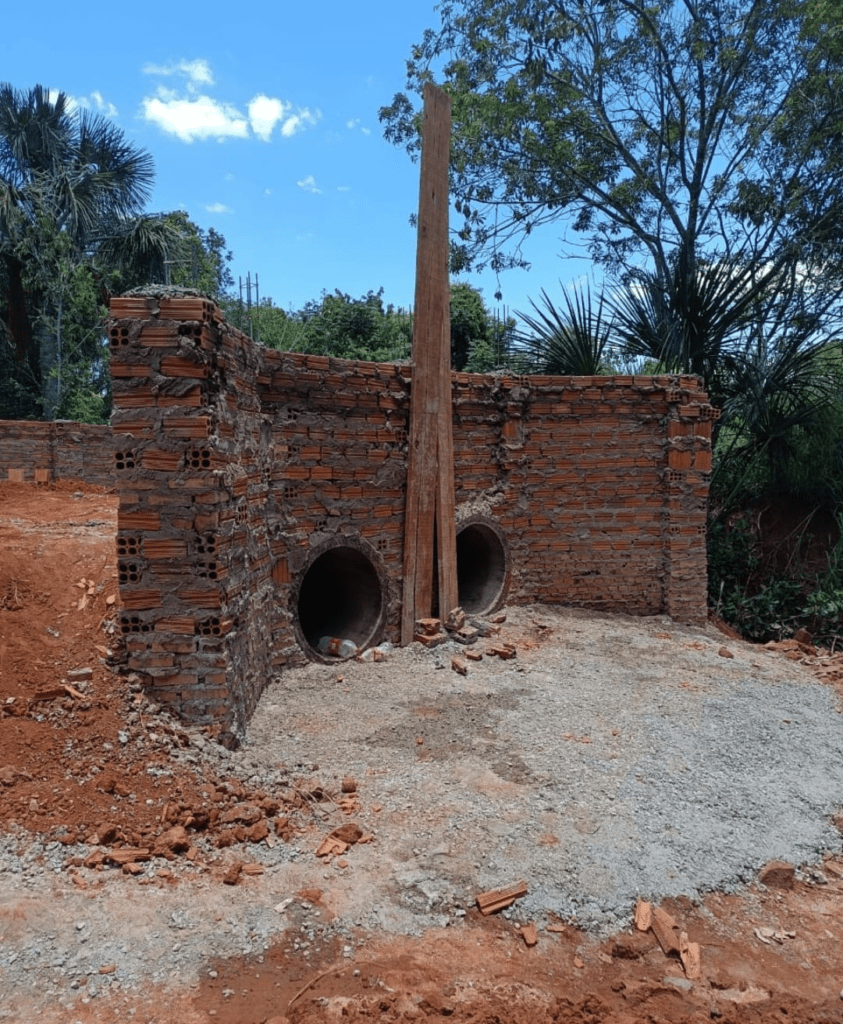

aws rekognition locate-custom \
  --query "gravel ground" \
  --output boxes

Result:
[1,602,842,1016]
[245,604,843,934]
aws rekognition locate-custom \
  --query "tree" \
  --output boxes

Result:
[0,84,176,418]
[263,283,518,368]
[449,281,519,370]
[449,281,488,369]
[158,211,234,298]
[380,0,843,305]
[292,289,414,362]
[219,295,308,350]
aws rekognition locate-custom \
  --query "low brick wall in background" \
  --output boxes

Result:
[105,292,713,743]
[0,420,114,487]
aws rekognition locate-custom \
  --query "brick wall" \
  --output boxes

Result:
[0,420,114,486]
[109,291,712,742]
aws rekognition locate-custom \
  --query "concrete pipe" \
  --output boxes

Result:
[456,516,510,616]
[294,538,386,661]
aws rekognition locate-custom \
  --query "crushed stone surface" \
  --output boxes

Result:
[245,606,843,934]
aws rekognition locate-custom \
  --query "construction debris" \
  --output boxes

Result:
[454,626,480,645]
[445,607,466,632]
[222,861,243,885]
[415,618,442,637]
[634,898,652,932]
[650,906,681,956]
[679,930,701,979]
[754,926,796,945]
[475,880,529,915]
[487,643,517,660]
[315,836,348,859]
[316,822,364,859]
[414,628,449,648]
[638,901,702,981]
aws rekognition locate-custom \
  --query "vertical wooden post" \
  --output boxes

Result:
[401,83,458,646]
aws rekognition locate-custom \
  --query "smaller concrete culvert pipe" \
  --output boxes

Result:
[456,517,510,616]
[295,541,385,660]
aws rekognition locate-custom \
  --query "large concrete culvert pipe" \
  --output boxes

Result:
[456,516,510,616]
[294,539,386,661]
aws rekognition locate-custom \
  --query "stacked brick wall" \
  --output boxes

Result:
[259,350,410,664]
[109,293,276,741]
[446,373,713,616]
[108,291,712,739]
[0,420,113,486]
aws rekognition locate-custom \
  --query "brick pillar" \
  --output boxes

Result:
[663,376,716,624]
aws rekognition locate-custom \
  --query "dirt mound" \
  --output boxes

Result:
[0,482,336,864]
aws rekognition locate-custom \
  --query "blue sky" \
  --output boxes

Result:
[6,0,584,321]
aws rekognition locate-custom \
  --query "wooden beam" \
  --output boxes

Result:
[401,83,457,645]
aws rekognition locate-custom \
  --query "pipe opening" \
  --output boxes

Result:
[296,544,384,659]
[456,520,509,615]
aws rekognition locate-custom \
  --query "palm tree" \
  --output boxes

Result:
[608,255,843,500]
[0,84,179,417]
[516,283,612,375]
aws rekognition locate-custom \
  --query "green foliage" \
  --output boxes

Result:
[57,359,110,423]
[95,214,187,298]
[709,512,843,645]
[253,282,519,369]
[159,211,233,299]
[716,574,804,642]
[707,337,843,514]
[381,0,843,350]
[805,556,843,634]
[0,83,174,419]
[0,322,40,418]
[287,289,413,362]
[449,281,488,369]
[516,283,611,375]
[230,299,307,351]
[48,262,111,423]
[462,311,519,372]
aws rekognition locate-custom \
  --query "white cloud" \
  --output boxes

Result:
[346,118,360,130]
[143,58,214,89]
[281,108,319,137]
[297,175,321,194]
[361,127,371,136]
[142,89,249,142]
[140,63,319,144]
[89,91,119,117]
[337,186,351,192]
[248,94,288,142]
[205,202,233,214]
[264,188,272,195]
[51,89,118,118]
